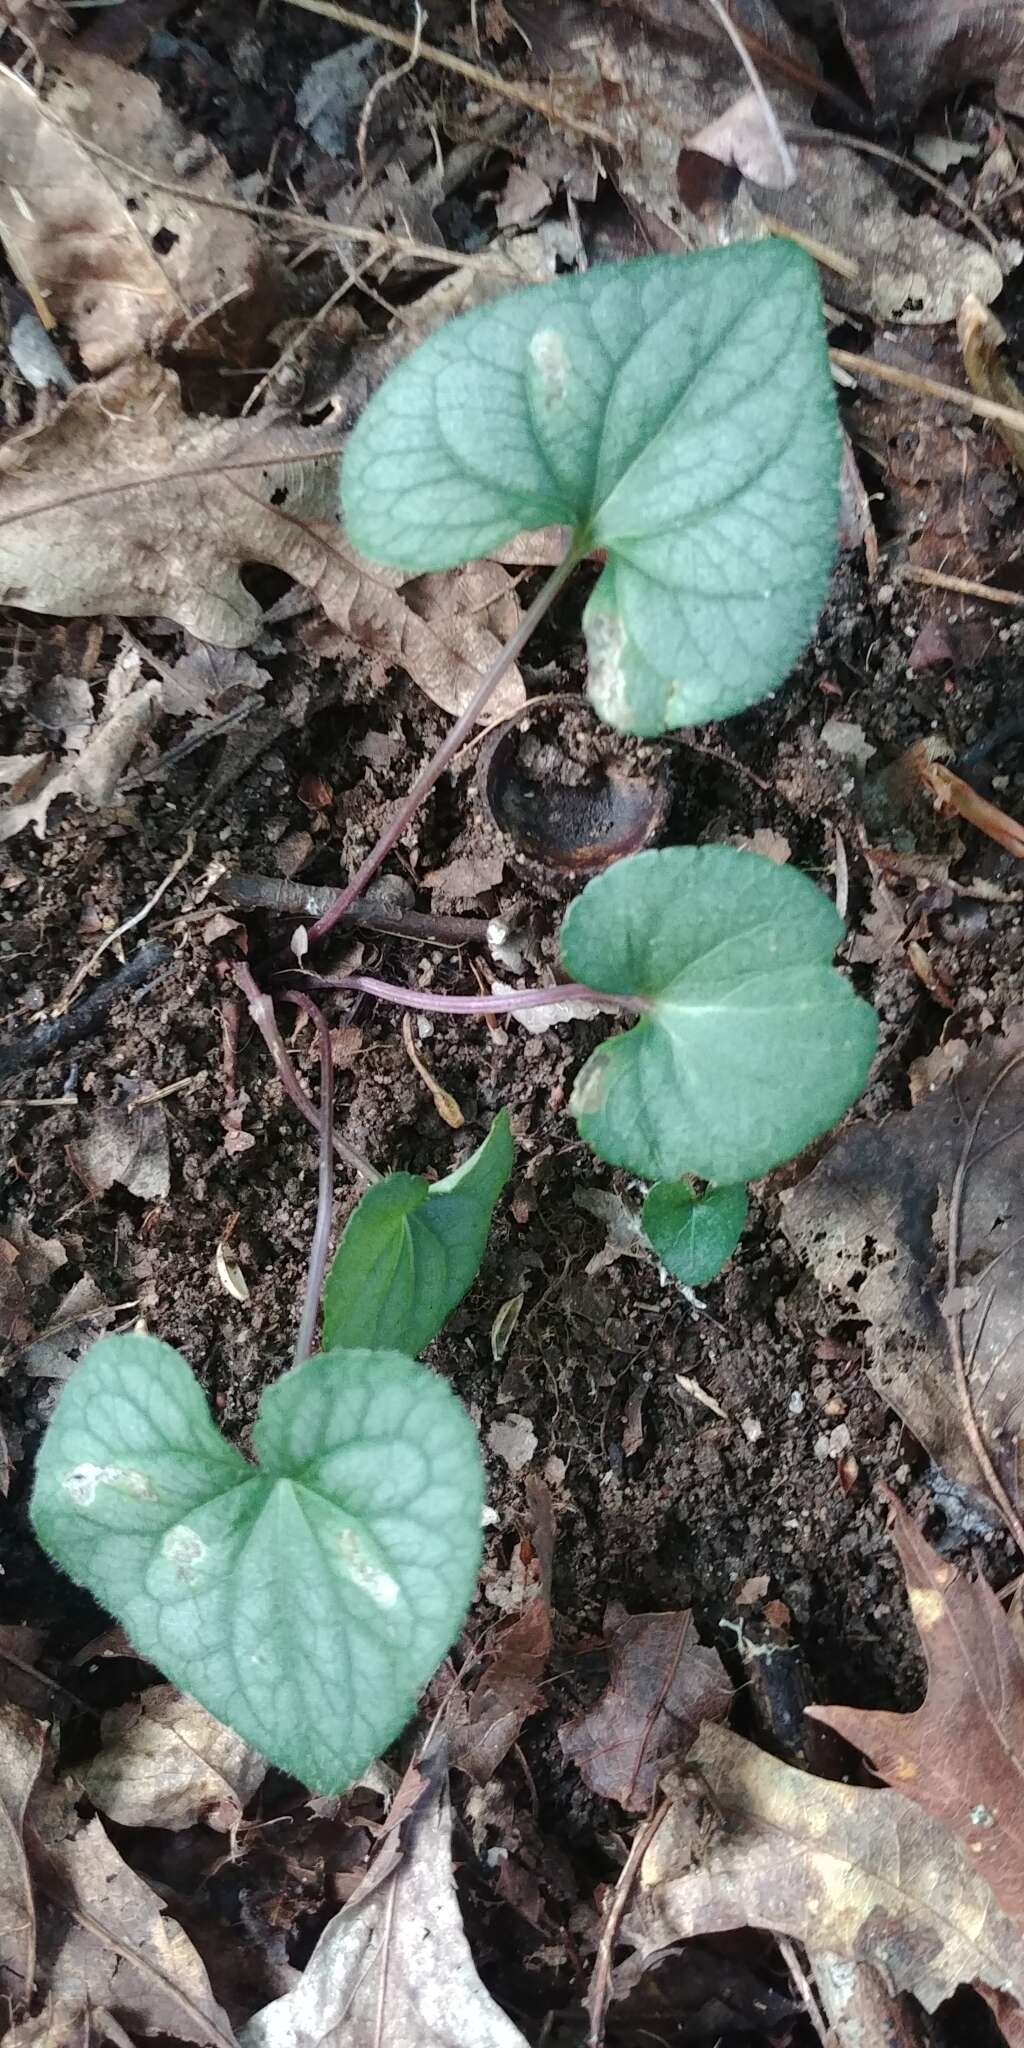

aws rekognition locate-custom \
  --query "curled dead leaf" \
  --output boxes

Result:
[624,1721,1024,2015]
[0,55,262,373]
[810,1497,1024,1929]
[80,1684,266,1833]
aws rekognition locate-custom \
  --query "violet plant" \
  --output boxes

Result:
[31,242,877,1798]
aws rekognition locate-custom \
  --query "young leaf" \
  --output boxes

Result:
[643,1180,748,1287]
[322,1110,513,1355]
[341,243,839,735]
[31,1335,483,1793]
[562,846,877,1185]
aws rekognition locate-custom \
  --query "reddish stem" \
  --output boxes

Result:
[306,549,578,950]
[292,971,650,1017]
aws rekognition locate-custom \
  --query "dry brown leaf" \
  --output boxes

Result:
[448,1600,552,1785]
[69,1103,170,1200]
[240,1746,528,2048]
[623,1721,1024,2016]
[1,645,161,843]
[782,1024,1024,1511]
[0,1704,46,2016]
[80,1685,266,1834]
[810,1498,1024,1928]
[835,0,1024,122]
[0,361,526,721]
[511,0,1002,323]
[560,1610,732,1812]
[26,1768,238,2045]
[912,744,1024,861]
[0,55,261,372]
[23,1275,112,1379]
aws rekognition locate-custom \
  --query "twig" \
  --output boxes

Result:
[218,874,491,946]
[50,833,195,1017]
[702,0,795,187]
[829,347,1024,435]
[233,962,380,1185]
[0,944,170,1085]
[944,1050,1024,1556]
[307,549,580,949]
[757,215,859,279]
[356,1,425,181]
[778,1940,831,2048]
[587,1799,670,2048]
[281,993,335,1363]
[901,565,1024,608]
[284,0,617,145]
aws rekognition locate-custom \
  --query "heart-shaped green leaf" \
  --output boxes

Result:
[341,243,839,735]
[562,846,876,1184]
[31,1336,483,1793]
[643,1180,748,1287]
[322,1111,512,1355]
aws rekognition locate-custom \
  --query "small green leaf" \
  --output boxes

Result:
[322,1110,513,1355]
[562,846,876,1184]
[31,1335,483,1793]
[643,1180,748,1287]
[341,244,839,735]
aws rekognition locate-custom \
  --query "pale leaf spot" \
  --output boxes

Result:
[162,1524,206,1577]
[528,326,569,408]
[908,1587,945,1630]
[336,1525,399,1609]
[62,1462,156,1506]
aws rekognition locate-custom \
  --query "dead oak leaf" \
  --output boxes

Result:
[560,1610,731,1812]
[0,1703,47,2016]
[0,361,527,718]
[26,1770,238,2046]
[782,1023,1024,1512]
[240,1745,528,2048]
[836,0,1024,122]
[810,1497,1024,1929]
[0,54,261,373]
[80,1684,266,1834]
[624,1721,1024,2016]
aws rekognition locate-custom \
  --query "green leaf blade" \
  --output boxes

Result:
[321,1110,513,1355]
[341,244,839,733]
[643,1180,748,1287]
[563,846,877,1184]
[32,1336,484,1793]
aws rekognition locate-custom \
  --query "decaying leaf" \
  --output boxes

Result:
[1,645,161,842]
[0,1704,46,2015]
[23,1275,112,1380]
[511,0,1002,323]
[26,1770,237,2045]
[560,1610,732,1811]
[448,1600,552,1785]
[810,1498,1024,1927]
[240,1746,528,2047]
[80,1685,266,1833]
[835,0,1024,122]
[0,361,526,719]
[69,1104,170,1201]
[0,55,261,373]
[623,1722,1024,2016]
[783,1025,1024,1509]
